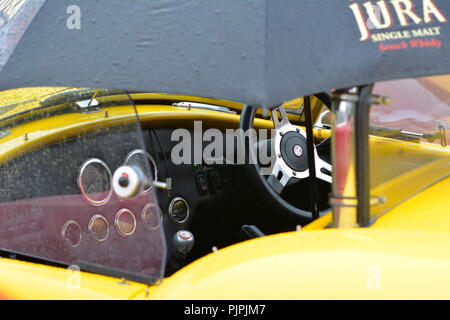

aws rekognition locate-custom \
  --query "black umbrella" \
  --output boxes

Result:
[1,0,449,108]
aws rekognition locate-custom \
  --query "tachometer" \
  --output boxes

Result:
[78,158,113,206]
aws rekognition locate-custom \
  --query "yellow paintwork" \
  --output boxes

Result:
[0,87,448,299]
[0,87,70,118]
[370,135,449,188]
[0,103,330,165]
[0,258,148,300]
[369,134,450,219]
[140,229,450,299]
[373,176,450,234]
[138,178,450,300]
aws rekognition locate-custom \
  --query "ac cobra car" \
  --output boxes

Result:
[0,0,449,300]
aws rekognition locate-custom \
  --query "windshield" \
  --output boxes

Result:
[369,74,450,219]
[0,88,166,284]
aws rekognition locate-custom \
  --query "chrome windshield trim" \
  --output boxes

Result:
[173,102,236,114]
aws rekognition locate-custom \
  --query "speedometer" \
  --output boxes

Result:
[78,158,113,206]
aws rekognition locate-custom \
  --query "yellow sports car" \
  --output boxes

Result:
[0,0,449,300]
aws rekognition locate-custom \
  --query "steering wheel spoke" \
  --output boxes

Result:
[267,161,291,194]
[315,154,332,183]
[271,106,291,130]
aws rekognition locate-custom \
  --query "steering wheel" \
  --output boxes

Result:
[240,104,332,221]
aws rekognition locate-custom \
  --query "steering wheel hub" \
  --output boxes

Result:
[293,144,303,157]
[280,132,308,172]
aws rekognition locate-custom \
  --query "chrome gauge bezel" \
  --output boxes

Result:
[115,208,137,237]
[168,197,190,224]
[141,203,163,231]
[61,219,82,248]
[78,158,113,206]
[88,214,110,242]
[124,149,158,192]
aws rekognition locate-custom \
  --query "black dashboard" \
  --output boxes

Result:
[145,128,240,271]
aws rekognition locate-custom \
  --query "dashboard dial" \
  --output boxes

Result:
[124,149,158,192]
[115,209,136,236]
[168,197,190,224]
[142,203,163,231]
[89,215,109,242]
[61,220,82,248]
[78,159,113,206]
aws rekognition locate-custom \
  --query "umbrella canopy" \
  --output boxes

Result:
[0,0,449,109]
[0,0,45,71]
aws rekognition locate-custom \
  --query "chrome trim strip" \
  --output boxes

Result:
[173,102,236,114]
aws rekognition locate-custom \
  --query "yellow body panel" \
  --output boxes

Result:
[138,177,450,300]
[0,87,70,119]
[140,229,450,299]
[0,258,147,300]
[373,177,450,234]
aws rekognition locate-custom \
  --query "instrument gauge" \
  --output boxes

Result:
[124,149,158,192]
[142,203,163,231]
[78,159,113,206]
[115,209,137,236]
[168,197,190,224]
[89,214,110,242]
[61,220,82,248]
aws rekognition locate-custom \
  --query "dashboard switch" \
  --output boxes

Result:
[112,165,145,198]
[208,171,223,195]
[196,173,209,195]
[118,175,129,187]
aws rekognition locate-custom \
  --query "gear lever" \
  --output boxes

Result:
[172,230,195,257]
